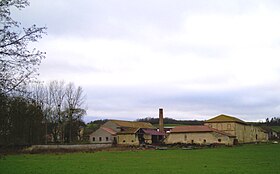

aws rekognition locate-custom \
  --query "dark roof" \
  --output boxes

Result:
[143,129,165,136]
[110,120,154,129]
[205,114,246,124]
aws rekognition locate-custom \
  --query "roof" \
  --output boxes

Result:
[117,127,140,134]
[171,125,213,133]
[205,114,246,124]
[143,129,165,136]
[110,120,154,129]
[101,127,117,135]
[171,125,236,138]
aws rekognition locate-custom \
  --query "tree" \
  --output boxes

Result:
[64,83,86,143]
[0,95,44,146]
[0,0,47,94]
[29,81,87,144]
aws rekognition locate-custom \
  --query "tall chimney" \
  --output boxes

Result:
[159,108,164,133]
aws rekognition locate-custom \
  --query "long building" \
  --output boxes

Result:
[204,114,268,143]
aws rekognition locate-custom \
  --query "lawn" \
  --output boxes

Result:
[0,143,279,174]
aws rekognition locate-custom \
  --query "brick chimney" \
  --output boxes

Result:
[159,108,164,133]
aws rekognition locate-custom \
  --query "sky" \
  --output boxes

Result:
[13,0,280,122]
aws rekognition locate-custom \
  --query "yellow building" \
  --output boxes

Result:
[165,125,235,145]
[204,114,268,143]
[90,120,164,146]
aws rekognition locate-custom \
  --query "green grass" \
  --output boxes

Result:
[1,143,280,174]
[269,126,280,132]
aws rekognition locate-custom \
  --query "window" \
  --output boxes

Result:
[203,139,206,143]
[92,137,95,142]
[218,139,221,142]
[106,137,109,141]
[99,137,102,141]
[131,140,134,142]
[227,124,231,130]
[123,140,126,143]
[184,135,187,141]
[218,123,222,130]
[191,140,194,144]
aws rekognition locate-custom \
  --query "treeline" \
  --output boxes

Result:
[31,81,87,144]
[136,117,204,125]
[81,119,108,140]
[0,81,87,146]
[265,117,280,126]
[0,0,47,146]
[0,94,44,145]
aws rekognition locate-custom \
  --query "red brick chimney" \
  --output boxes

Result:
[159,108,164,133]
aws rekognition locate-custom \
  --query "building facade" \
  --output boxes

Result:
[204,114,268,143]
[165,125,235,145]
[89,127,117,144]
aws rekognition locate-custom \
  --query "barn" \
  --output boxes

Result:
[204,114,268,143]
[164,125,235,145]
[89,120,165,146]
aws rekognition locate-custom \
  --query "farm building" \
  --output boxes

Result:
[204,114,268,143]
[164,125,235,145]
[89,127,117,144]
[89,120,165,145]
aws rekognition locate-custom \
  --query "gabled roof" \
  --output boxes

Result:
[143,129,165,136]
[205,114,246,124]
[117,127,140,134]
[110,120,154,129]
[171,125,212,133]
[101,127,117,135]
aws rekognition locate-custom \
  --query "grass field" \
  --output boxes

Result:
[0,143,280,174]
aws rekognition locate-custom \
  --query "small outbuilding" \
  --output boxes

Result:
[89,127,117,144]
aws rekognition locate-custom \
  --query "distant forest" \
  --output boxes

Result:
[265,117,280,126]
[136,117,204,125]
[88,117,280,127]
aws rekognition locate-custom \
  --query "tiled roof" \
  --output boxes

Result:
[143,129,165,136]
[171,125,212,133]
[171,125,236,138]
[110,120,154,129]
[101,127,117,135]
[205,114,246,124]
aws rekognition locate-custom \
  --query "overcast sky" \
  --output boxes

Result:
[14,0,280,122]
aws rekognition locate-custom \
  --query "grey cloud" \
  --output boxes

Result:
[84,84,280,121]
[15,0,272,39]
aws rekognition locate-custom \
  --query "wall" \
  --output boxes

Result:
[26,144,112,152]
[89,128,114,144]
[117,134,139,145]
[165,132,233,145]
[206,122,268,143]
[205,122,236,136]
[144,134,152,144]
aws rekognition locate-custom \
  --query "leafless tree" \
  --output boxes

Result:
[64,83,86,143]
[0,0,47,95]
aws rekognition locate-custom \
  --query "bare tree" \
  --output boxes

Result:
[0,0,47,94]
[48,80,66,142]
[64,83,86,143]
[25,81,87,144]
